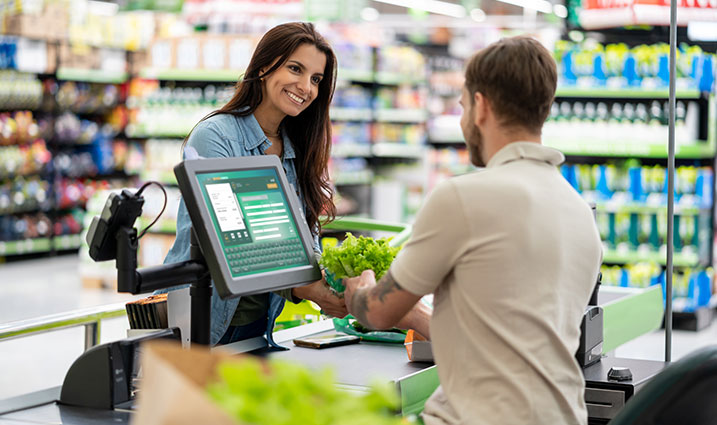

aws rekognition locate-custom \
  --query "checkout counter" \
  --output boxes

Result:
[0,156,669,424]
[0,283,666,424]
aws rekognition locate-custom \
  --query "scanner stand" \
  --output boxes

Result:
[60,223,213,410]
[577,273,604,368]
[115,225,211,345]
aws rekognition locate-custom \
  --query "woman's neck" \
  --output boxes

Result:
[254,101,285,137]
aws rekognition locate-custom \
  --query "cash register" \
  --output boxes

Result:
[60,155,323,410]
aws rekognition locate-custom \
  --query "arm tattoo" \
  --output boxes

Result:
[351,271,404,330]
[374,271,403,303]
[351,291,371,329]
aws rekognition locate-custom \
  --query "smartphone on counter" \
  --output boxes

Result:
[292,334,360,349]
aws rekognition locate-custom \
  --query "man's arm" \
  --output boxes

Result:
[344,269,430,337]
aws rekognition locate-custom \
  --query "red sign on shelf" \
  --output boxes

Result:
[579,0,717,29]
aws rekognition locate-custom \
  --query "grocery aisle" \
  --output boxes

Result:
[0,255,137,399]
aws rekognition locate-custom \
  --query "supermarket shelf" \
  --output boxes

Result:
[595,202,708,216]
[53,234,84,251]
[555,87,703,99]
[56,68,128,84]
[375,108,427,123]
[338,68,374,83]
[429,137,716,159]
[603,250,699,267]
[372,143,426,158]
[333,170,373,185]
[330,107,372,121]
[331,143,372,158]
[375,72,426,86]
[139,68,244,82]
[544,139,715,159]
[0,234,82,256]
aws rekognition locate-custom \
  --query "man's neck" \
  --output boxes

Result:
[482,125,542,164]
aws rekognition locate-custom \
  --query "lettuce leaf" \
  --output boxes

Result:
[320,233,401,293]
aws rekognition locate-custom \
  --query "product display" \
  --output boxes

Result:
[126,81,233,137]
[601,263,713,313]
[0,71,44,110]
[5,3,717,425]
[554,41,715,91]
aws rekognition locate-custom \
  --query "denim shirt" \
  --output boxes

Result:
[162,111,321,347]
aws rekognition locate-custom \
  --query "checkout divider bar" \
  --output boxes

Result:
[0,303,127,351]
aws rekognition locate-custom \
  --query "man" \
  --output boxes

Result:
[343,36,603,425]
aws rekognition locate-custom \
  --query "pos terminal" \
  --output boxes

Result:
[174,155,321,298]
[65,155,321,409]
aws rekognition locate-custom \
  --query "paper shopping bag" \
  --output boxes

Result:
[133,340,238,425]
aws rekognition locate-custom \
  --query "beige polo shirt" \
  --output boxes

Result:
[391,142,603,425]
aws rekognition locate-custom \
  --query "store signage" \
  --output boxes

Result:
[579,0,717,29]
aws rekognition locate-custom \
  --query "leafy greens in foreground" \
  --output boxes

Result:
[207,358,405,425]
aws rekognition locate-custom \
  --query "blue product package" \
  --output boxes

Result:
[698,56,714,93]
[657,55,670,87]
[697,271,711,308]
[620,268,630,288]
[628,166,643,202]
[561,164,579,191]
[595,165,612,199]
[562,51,577,85]
[623,55,640,87]
[88,133,114,175]
[593,54,607,85]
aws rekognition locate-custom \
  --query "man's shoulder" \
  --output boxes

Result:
[443,169,509,192]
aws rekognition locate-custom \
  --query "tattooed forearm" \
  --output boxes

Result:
[350,271,404,330]
[350,290,372,328]
[373,271,403,303]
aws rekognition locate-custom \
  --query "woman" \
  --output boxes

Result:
[164,22,347,347]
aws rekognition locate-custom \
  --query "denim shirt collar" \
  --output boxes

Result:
[238,111,297,160]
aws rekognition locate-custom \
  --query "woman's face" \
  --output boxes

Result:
[261,43,327,118]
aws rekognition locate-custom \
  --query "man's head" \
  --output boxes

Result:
[460,36,557,167]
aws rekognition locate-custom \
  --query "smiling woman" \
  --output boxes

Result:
[166,22,348,347]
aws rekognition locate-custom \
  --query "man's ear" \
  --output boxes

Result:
[473,91,488,127]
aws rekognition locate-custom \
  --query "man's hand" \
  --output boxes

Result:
[292,276,348,318]
[343,269,377,321]
[343,269,423,331]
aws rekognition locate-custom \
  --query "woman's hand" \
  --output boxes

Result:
[292,276,349,318]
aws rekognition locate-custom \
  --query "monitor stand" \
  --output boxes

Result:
[115,225,212,346]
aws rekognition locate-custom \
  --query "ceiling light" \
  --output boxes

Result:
[361,7,380,21]
[553,4,568,18]
[371,0,467,18]
[495,0,552,14]
[470,8,487,22]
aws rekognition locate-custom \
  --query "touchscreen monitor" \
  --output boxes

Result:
[175,156,321,298]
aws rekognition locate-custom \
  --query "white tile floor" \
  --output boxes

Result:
[1,255,716,400]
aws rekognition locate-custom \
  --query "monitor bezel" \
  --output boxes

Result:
[174,156,321,299]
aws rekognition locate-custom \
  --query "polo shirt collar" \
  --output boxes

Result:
[239,111,296,159]
[486,142,564,168]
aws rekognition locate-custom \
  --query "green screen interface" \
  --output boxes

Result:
[197,168,309,278]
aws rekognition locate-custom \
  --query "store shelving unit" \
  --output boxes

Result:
[56,68,129,84]
[138,68,244,82]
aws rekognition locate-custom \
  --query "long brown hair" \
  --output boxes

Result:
[184,22,336,232]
